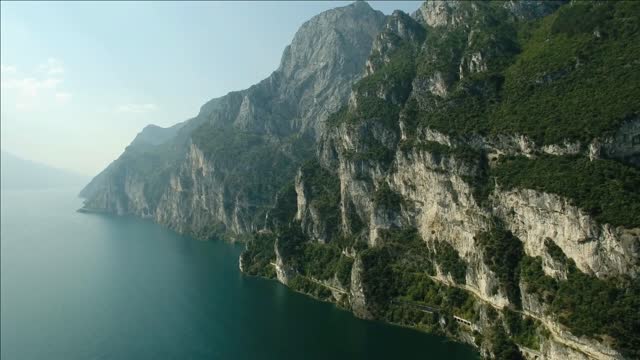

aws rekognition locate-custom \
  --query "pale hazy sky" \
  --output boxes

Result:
[0,1,421,176]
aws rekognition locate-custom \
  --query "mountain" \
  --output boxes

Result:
[79,1,387,239]
[82,1,640,359]
[1,151,88,190]
[241,1,640,360]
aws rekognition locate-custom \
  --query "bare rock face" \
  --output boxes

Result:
[276,1,387,137]
[349,255,373,319]
[274,239,295,285]
[494,189,640,279]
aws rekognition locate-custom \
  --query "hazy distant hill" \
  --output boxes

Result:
[1,150,87,189]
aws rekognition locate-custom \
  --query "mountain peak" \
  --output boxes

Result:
[348,0,372,10]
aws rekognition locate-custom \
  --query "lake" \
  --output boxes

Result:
[1,188,478,359]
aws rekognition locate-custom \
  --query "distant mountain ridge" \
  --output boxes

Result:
[1,150,87,189]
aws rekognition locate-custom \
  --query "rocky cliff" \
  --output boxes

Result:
[83,1,639,359]
[80,1,387,239]
[241,2,640,359]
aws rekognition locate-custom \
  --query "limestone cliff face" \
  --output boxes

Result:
[519,287,626,360]
[80,2,387,239]
[152,143,250,237]
[259,3,639,359]
[494,189,639,279]
[82,2,639,359]
[295,169,331,243]
[349,255,373,319]
[314,121,636,358]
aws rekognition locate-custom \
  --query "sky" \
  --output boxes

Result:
[0,1,422,176]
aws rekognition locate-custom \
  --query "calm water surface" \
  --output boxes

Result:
[1,188,478,359]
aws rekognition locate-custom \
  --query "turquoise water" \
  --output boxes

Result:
[1,188,478,359]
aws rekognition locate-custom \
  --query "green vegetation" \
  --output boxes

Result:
[328,17,422,134]
[300,242,341,280]
[262,160,354,287]
[241,232,276,278]
[336,256,354,286]
[476,224,524,307]
[357,228,478,326]
[289,276,332,300]
[378,228,435,276]
[343,138,395,164]
[552,273,640,357]
[355,42,418,107]
[488,324,525,360]
[275,220,307,261]
[355,97,401,127]
[298,242,352,284]
[351,12,423,125]
[360,245,396,314]
[299,160,341,237]
[411,2,520,138]
[325,105,349,127]
[544,238,569,264]
[373,182,405,212]
[399,139,484,165]
[417,1,521,80]
[409,1,640,145]
[187,221,229,241]
[494,1,640,144]
[268,183,299,228]
[384,271,477,329]
[433,240,467,284]
[492,155,640,228]
[344,203,366,235]
[520,256,640,357]
[328,89,402,131]
[387,302,440,332]
[504,309,542,350]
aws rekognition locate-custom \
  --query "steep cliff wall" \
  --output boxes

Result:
[81,1,640,359]
[80,2,387,240]
[242,2,640,359]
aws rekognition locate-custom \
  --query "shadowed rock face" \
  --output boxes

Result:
[80,2,387,239]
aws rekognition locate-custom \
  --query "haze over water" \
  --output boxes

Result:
[1,188,478,359]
